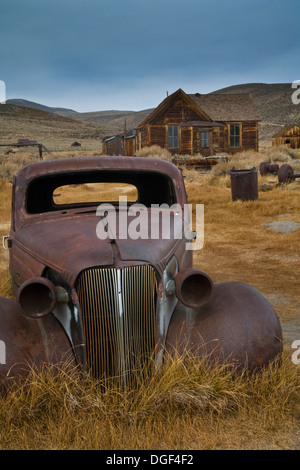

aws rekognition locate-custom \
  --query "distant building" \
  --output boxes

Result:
[272,124,300,149]
[102,129,136,157]
[102,88,261,156]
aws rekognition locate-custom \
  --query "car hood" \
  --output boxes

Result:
[13,211,187,286]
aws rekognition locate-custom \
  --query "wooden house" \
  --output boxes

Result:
[102,129,136,156]
[272,124,300,149]
[102,88,261,156]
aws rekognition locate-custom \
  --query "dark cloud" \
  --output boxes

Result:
[1,0,299,110]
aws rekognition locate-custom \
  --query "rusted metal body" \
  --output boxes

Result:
[166,282,282,370]
[228,167,259,201]
[259,161,279,176]
[0,156,282,388]
[278,163,300,184]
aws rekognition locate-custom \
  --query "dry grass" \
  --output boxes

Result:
[184,154,300,322]
[0,145,300,449]
[0,351,299,450]
[136,144,175,161]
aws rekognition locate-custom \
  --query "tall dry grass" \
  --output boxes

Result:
[0,146,299,449]
[0,350,299,450]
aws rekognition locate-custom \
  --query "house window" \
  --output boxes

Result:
[230,124,241,147]
[200,131,210,148]
[168,125,178,148]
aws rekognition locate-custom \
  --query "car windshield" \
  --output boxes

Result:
[25,169,177,214]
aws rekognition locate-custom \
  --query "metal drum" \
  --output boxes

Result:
[229,167,258,201]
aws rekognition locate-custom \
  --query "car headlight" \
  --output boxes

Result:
[175,268,213,309]
[17,277,69,319]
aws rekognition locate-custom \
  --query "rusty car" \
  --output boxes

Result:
[0,156,283,387]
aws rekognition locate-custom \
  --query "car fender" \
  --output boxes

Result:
[165,281,283,370]
[0,296,75,390]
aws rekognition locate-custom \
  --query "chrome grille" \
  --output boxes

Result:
[76,265,157,382]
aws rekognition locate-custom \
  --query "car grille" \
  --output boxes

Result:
[76,265,157,384]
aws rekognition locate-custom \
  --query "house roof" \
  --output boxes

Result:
[137,89,212,127]
[189,93,262,122]
[137,89,261,127]
[272,124,300,138]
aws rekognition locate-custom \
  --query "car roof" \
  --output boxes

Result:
[14,155,182,184]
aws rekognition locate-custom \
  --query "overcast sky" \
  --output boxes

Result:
[0,0,299,111]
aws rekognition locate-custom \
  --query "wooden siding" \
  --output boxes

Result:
[137,94,211,154]
[102,134,137,156]
[190,127,225,157]
[272,125,300,149]
[222,122,258,154]
[150,125,166,147]
[137,121,259,155]
[125,137,135,156]
[241,122,259,152]
[120,89,261,156]
[153,97,207,125]
[181,127,192,154]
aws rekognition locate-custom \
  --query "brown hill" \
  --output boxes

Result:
[4,83,300,149]
[56,108,154,132]
[7,99,154,136]
[0,103,106,152]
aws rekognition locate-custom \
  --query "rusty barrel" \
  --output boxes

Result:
[259,161,279,176]
[229,167,258,202]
